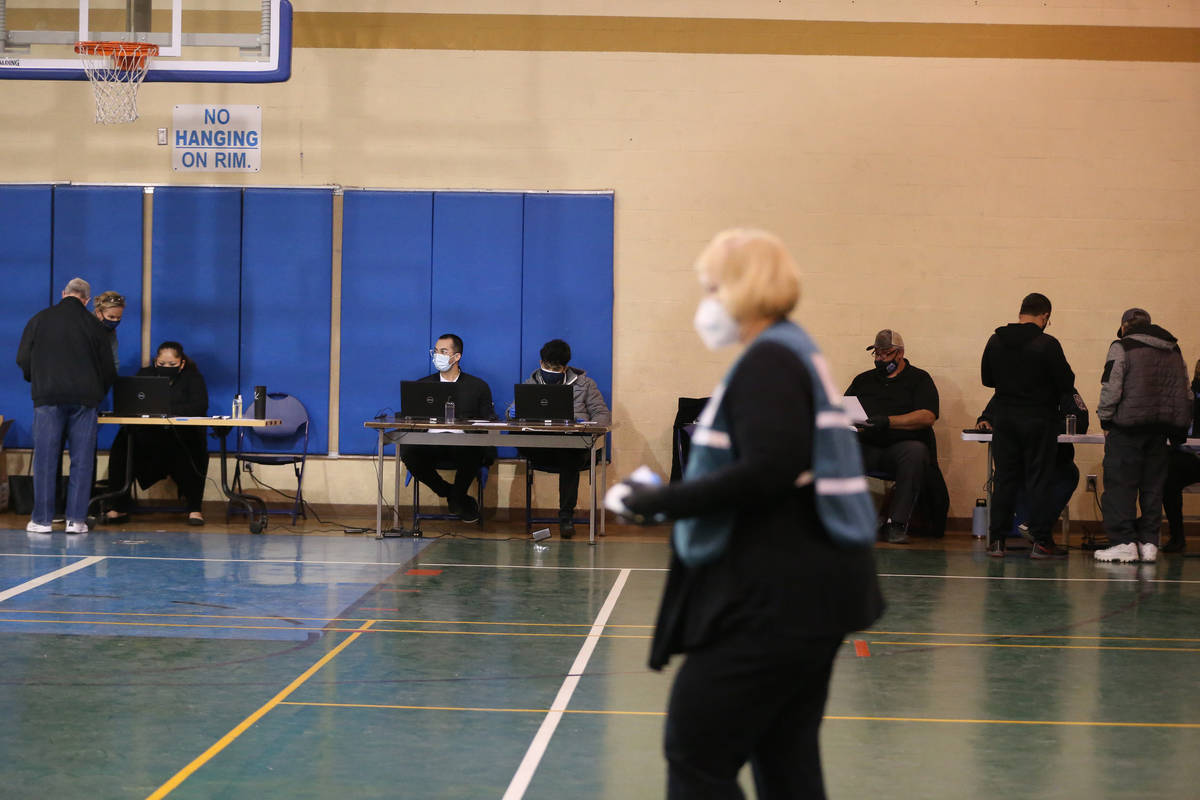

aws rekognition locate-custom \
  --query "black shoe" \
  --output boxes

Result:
[987,534,1006,558]
[1030,540,1068,559]
[1162,536,1186,554]
[455,495,480,524]
[882,522,909,544]
[559,518,575,539]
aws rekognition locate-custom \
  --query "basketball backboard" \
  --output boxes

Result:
[0,0,291,82]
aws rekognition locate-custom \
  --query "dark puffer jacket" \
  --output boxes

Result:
[1098,323,1192,436]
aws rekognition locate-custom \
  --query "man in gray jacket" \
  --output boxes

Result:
[1095,308,1192,563]
[520,339,611,538]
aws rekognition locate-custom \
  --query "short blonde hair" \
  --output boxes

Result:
[94,290,125,314]
[694,228,800,322]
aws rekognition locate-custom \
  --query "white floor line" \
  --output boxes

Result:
[502,567,631,800]
[0,553,667,571]
[0,556,106,602]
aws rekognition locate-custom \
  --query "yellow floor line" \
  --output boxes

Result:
[872,640,1200,653]
[0,617,651,638]
[0,609,652,628]
[277,702,1200,728]
[144,620,375,800]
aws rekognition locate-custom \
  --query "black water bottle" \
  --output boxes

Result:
[253,385,267,419]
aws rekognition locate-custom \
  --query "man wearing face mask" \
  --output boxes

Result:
[1094,308,1192,563]
[518,339,611,538]
[845,329,947,544]
[399,333,497,524]
[980,293,1075,558]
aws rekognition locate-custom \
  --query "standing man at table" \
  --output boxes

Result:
[845,329,948,544]
[15,277,117,534]
[1095,308,1192,564]
[399,333,496,523]
[981,292,1075,559]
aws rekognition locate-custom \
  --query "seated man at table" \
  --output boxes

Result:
[976,388,1086,537]
[399,333,496,523]
[105,341,210,526]
[845,329,948,544]
[517,338,611,538]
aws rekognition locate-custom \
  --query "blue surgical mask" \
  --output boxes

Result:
[432,353,453,372]
[540,369,565,385]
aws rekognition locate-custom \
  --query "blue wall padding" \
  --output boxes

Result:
[51,185,145,448]
[339,190,434,455]
[431,193,524,422]
[151,187,243,419]
[521,194,615,410]
[240,189,333,454]
[2,186,54,449]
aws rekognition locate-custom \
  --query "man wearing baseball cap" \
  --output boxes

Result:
[845,329,948,543]
[1095,308,1192,563]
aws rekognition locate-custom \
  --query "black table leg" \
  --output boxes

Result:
[87,431,134,526]
[214,427,268,534]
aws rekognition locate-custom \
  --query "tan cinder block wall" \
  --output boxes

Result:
[3,2,1199,523]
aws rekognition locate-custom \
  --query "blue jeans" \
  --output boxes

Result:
[32,404,98,525]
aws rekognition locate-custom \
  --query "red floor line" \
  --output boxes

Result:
[854,640,871,658]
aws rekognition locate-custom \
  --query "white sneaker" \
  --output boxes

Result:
[65,521,89,534]
[1094,542,1140,563]
[25,520,52,533]
[1138,542,1158,563]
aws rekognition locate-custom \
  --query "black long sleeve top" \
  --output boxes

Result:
[627,339,885,669]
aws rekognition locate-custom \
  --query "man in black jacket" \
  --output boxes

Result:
[1095,308,1192,563]
[845,329,949,544]
[981,293,1075,558]
[399,333,496,523]
[16,277,117,533]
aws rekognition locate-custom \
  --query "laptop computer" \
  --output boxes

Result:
[400,380,458,421]
[514,383,574,423]
[113,376,172,417]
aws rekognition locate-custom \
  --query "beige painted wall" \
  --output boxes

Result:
[3,2,1199,522]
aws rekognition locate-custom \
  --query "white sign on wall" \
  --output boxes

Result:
[172,104,262,172]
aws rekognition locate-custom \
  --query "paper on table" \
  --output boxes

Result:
[471,421,509,427]
[427,429,467,434]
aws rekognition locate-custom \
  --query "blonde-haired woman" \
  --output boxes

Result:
[92,290,125,371]
[611,229,884,799]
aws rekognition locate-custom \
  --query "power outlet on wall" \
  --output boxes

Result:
[1086,475,1098,493]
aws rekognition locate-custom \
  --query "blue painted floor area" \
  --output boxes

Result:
[0,529,439,641]
[0,529,1196,798]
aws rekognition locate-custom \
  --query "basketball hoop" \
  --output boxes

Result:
[74,41,159,125]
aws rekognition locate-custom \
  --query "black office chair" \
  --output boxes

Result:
[671,397,709,482]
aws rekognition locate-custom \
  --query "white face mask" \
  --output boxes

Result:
[432,353,453,372]
[693,296,740,350]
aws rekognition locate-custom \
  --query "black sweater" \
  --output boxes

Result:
[626,340,885,669]
[16,297,117,408]
[982,322,1075,416]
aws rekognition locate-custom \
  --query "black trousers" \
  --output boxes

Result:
[519,447,590,517]
[1163,448,1200,541]
[859,440,928,526]
[1101,428,1168,545]
[990,413,1059,540]
[398,445,487,499]
[107,426,208,513]
[664,631,842,800]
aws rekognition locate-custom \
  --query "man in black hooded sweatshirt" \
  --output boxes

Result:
[981,293,1075,558]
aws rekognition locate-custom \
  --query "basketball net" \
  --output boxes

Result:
[75,41,159,125]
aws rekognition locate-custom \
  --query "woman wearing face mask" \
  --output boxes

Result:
[92,291,125,371]
[606,229,884,799]
[105,341,210,526]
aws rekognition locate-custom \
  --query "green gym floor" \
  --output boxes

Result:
[0,513,1196,799]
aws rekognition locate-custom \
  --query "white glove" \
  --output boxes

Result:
[604,466,666,523]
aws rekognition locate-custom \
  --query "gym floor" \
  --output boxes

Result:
[0,512,1196,799]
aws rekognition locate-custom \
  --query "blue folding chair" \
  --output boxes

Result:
[228,393,309,524]
[404,461,488,532]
